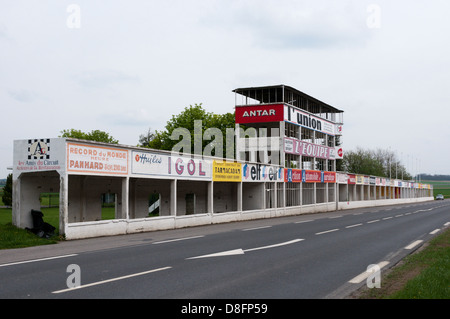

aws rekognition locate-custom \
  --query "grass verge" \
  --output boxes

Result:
[354,227,450,299]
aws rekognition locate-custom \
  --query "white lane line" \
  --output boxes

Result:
[315,229,339,235]
[367,219,380,224]
[295,219,314,224]
[405,240,423,250]
[242,226,272,231]
[0,254,78,268]
[152,235,204,245]
[329,215,342,219]
[429,229,440,235]
[444,222,450,227]
[382,217,393,220]
[349,261,389,284]
[395,214,404,217]
[346,223,362,229]
[52,266,172,294]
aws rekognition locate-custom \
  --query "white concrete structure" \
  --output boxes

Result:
[12,138,433,240]
[11,86,433,240]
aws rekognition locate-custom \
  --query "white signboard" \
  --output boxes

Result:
[132,151,212,180]
[242,163,283,182]
[284,105,337,136]
[14,138,64,174]
[67,143,129,175]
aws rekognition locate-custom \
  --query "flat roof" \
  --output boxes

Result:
[233,84,343,114]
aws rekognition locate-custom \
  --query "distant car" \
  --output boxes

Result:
[436,194,444,200]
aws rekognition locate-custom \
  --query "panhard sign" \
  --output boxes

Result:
[213,161,242,182]
[132,151,212,180]
[67,143,128,175]
[242,163,283,182]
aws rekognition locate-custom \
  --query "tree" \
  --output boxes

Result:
[341,147,412,179]
[59,129,119,144]
[2,173,12,207]
[138,128,156,148]
[140,103,235,158]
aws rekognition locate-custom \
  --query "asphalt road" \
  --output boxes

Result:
[1,200,449,301]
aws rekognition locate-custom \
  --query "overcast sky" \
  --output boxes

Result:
[1,0,449,179]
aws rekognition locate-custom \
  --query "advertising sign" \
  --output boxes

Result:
[284,137,333,160]
[356,175,364,185]
[213,161,242,182]
[284,105,336,136]
[67,143,128,175]
[348,174,356,185]
[132,151,211,180]
[14,138,63,173]
[284,168,302,183]
[303,170,322,183]
[322,171,336,183]
[337,173,348,184]
[242,163,283,182]
[334,146,344,159]
[235,104,284,124]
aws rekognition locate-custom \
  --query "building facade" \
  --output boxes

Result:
[11,86,433,240]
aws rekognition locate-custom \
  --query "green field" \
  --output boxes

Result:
[0,189,116,249]
[426,180,450,199]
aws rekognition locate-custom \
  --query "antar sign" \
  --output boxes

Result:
[235,104,284,124]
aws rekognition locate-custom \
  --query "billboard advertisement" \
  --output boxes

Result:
[284,105,337,136]
[67,143,128,175]
[132,151,212,180]
[213,161,242,182]
[242,163,283,182]
[235,104,284,124]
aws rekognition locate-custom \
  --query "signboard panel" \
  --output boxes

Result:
[14,138,64,174]
[213,161,242,182]
[337,173,348,184]
[235,104,284,124]
[132,151,212,180]
[284,168,302,183]
[322,171,336,183]
[284,105,337,136]
[303,170,321,183]
[67,143,128,175]
[242,164,283,182]
[284,137,333,160]
[348,174,356,185]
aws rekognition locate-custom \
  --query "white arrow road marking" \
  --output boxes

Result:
[186,239,304,260]
[52,266,172,294]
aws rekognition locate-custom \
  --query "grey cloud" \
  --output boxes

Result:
[7,89,36,103]
[73,69,140,89]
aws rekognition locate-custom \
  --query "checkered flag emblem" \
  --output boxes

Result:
[28,139,50,159]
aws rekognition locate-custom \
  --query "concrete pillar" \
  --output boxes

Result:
[170,179,177,216]
[237,182,242,211]
[59,173,68,236]
[12,174,21,228]
[121,176,129,219]
[207,181,213,214]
